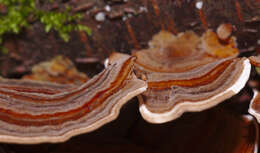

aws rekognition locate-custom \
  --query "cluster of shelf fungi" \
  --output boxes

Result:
[0,24,259,152]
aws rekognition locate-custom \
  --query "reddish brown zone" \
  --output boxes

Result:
[198,9,208,30]
[148,59,234,89]
[235,0,243,22]
[251,93,260,113]
[249,56,260,67]
[0,58,133,126]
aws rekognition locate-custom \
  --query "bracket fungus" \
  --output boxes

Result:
[107,28,251,124]
[249,89,260,123]
[249,55,260,123]
[134,30,251,123]
[23,55,88,85]
[0,56,147,144]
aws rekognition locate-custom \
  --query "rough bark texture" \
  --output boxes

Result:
[1,0,260,77]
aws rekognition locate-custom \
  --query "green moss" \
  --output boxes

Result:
[0,0,91,52]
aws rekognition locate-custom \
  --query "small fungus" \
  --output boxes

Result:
[248,55,260,123]
[107,27,251,123]
[133,29,250,123]
[249,89,260,123]
[23,55,88,85]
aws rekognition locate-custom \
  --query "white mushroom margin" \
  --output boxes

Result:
[139,58,251,123]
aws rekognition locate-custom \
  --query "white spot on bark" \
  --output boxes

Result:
[95,12,106,22]
[105,5,111,12]
[196,1,203,9]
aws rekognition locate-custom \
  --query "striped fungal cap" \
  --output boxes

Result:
[0,56,147,144]
[107,28,251,124]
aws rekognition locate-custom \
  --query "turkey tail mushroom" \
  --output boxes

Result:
[134,29,250,123]
[106,26,251,124]
[0,56,147,144]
